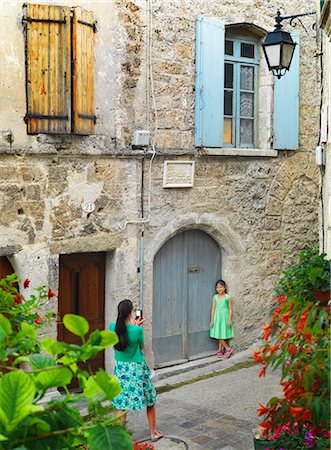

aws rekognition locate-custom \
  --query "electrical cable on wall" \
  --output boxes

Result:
[118,0,157,232]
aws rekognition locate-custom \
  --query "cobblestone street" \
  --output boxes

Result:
[128,356,282,450]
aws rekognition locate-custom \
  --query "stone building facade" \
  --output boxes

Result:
[0,0,320,370]
[317,0,331,259]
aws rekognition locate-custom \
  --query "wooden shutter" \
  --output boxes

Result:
[72,7,96,135]
[195,17,225,147]
[24,4,71,134]
[273,31,300,150]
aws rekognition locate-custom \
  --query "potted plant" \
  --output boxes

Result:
[276,248,330,305]
[253,249,330,450]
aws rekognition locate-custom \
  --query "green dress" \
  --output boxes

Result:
[210,294,234,339]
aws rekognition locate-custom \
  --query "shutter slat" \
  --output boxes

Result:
[273,31,300,150]
[72,7,95,135]
[195,17,225,148]
[25,4,71,134]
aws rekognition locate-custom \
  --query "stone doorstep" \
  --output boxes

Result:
[152,349,254,391]
[153,354,221,381]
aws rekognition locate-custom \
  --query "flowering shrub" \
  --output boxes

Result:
[133,442,155,450]
[254,250,330,450]
[0,274,133,450]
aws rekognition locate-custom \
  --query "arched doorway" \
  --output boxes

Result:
[0,256,16,280]
[152,230,221,368]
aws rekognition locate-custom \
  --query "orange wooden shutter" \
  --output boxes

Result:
[72,7,96,135]
[24,4,71,134]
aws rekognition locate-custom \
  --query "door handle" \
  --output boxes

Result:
[188,266,201,273]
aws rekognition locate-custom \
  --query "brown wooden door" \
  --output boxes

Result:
[0,257,16,280]
[58,252,105,375]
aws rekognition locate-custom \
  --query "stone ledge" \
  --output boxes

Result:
[203,148,278,157]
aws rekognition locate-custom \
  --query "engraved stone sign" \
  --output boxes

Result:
[163,161,195,188]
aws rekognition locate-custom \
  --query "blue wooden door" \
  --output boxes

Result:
[153,230,221,368]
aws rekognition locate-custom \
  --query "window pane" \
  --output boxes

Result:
[224,118,233,144]
[225,40,233,55]
[240,66,254,90]
[240,92,254,117]
[240,119,254,144]
[224,63,233,88]
[241,42,255,58]
[224,90,233,115]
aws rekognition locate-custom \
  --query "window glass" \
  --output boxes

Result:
[225,40,234,55]
[240,119,254,144]
[240,92,254,117]
[241,42,255,58]
[224,91,233,115]
[224,118,233,144]
[225,63,233,88]
[240,65,254,91]
[224,38,257,147]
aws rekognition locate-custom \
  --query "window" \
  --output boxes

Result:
[195,17,300,151]
[23,4,96,135]
[223,37,258,147]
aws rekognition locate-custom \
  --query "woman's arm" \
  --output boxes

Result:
[228,297,233,327]
[210,298,215,327]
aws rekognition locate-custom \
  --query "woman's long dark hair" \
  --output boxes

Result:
[114,299,133,351]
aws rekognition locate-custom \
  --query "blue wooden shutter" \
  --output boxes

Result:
[273,31,300,150]
[195,17,225,147]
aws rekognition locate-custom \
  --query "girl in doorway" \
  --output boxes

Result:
[109,299,163,443]
[210,279,234,358]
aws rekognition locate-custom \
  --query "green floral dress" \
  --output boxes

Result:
[209,294,234,340]
[109,322,157,411]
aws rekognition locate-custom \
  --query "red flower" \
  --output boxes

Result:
[297,312,308,331]
[47,288,56,299]
[257,403,269,416]
[287,342,297,356]
[262,324,271,341]
[289,406,304,416]
[259,366,266,377]
[34,313,45,324]
[14,294,23,304]
[23,279,30,289]
[281,312,290,323]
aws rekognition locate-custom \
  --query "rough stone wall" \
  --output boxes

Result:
[317,0,331,258]
[0,0,321,365]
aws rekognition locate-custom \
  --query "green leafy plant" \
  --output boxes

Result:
[276,248,330,301]
[0,274,133,449]
[254,250,330,450]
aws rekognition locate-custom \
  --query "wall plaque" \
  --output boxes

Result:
[163,161,195,188]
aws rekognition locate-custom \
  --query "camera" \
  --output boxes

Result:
[135,308,143,320]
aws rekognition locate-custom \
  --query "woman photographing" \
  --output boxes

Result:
[109,299,163,442]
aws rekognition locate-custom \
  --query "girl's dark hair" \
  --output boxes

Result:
[114,299,133,351]
[215,279,227,293]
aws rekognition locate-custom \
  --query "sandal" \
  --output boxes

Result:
[224,348,233,358]
[151,432,164,442]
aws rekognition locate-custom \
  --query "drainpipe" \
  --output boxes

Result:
[139,225,145,311]
[139,155,145,311]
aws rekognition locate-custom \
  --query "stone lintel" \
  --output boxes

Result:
[50,232,123,255]
[0,245,22,256]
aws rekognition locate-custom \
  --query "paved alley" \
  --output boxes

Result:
[127,356,282,450]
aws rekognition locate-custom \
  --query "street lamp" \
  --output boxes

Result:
[262,10,315,79]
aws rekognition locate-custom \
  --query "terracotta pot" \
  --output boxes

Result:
[312,289,330,306]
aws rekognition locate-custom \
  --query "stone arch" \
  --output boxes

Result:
[266,153,319,267]
[142,213,245,366]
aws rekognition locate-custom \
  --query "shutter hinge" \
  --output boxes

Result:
[77,19,96,32]
[24,114,69,122]
[22,17,66,24]
[78,114,97,124]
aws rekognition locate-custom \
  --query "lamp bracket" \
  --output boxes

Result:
[274,10,316,36]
